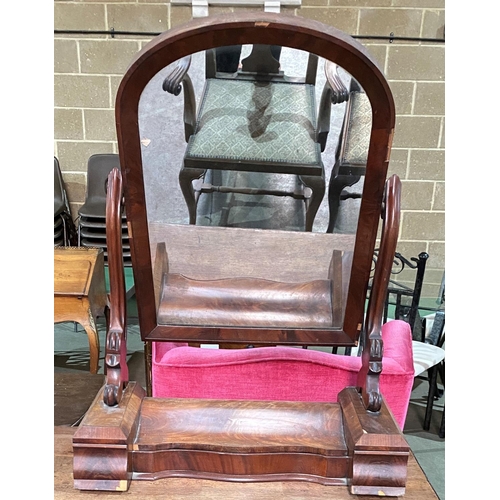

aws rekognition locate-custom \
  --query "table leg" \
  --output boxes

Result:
[81,315,100,374]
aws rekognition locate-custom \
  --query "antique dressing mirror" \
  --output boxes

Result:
[72,13,413,496]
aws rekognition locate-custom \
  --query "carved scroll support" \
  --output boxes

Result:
[103,168,129,406]
[73,382,146,491]
[357,175,401,413]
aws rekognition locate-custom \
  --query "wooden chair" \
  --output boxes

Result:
[326,78,371,233]
[73,13,413,496]
[162,40,349,231]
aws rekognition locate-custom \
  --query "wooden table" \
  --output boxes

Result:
[54,372,105,426]
[55,426,438,499]
[54,247,107,374]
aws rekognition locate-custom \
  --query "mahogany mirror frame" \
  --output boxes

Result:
[115,12,396,345]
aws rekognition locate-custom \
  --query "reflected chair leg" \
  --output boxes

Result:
[179,166,206,224]
[326,173,361,233]
[300,173,325,232]
[82,320,100,375]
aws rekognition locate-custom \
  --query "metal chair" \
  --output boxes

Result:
[54,157,77,247]
[377,251,445,436]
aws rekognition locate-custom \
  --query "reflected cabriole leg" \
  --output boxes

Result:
[326,173,361,233]
[179,165,206,224]
[300,173,325,232]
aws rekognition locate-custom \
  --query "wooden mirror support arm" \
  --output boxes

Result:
[103,168,129,406]
[357,175,401,413]
[162,55,196,141]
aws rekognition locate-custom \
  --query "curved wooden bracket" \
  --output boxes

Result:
[103,168,129,406]
[162,55,196,141]
[357,175,401,413]
[324,61,349,105]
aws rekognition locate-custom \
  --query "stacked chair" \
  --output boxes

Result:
[78,154,132,267]
[54,157,77,247]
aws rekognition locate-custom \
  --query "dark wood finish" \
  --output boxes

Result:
[158,273,335,328]
[339,388,409,496]
[133,398,349,483]
[73,383,407,493]
[147,222,356,346]
[358,175,401,413]
[57,426,438,499]
[103,168,129,406]
[115,12,395,345]
[54,247,107,374]
[73,381,146,491]
[71,13,409,496]
[73,169,406,493]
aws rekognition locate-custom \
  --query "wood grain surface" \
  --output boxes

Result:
[55,426,438,499]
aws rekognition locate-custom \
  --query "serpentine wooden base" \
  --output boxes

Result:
[73,384,409,496]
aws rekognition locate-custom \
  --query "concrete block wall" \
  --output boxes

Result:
[54,0,445,299]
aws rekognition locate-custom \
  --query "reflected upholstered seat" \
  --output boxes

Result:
[164,45,349,231]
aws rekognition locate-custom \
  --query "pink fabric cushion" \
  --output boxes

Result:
[152,320,414,429]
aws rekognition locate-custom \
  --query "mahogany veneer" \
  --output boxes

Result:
[74,384,408,495]
[72,12,412,497]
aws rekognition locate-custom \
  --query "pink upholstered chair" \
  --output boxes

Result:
[151,319,414,430]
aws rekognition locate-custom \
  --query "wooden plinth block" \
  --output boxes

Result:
[338,387,410,496]
[73,381,146,491]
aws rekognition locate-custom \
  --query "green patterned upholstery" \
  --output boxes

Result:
[341,91,371,165]
[185,78,322,170]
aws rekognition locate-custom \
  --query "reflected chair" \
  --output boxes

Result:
[73,13,414,495]
[326,78,371,233]
[162,44,349,231]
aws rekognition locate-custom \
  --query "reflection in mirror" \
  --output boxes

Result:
[138,44,370,235]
